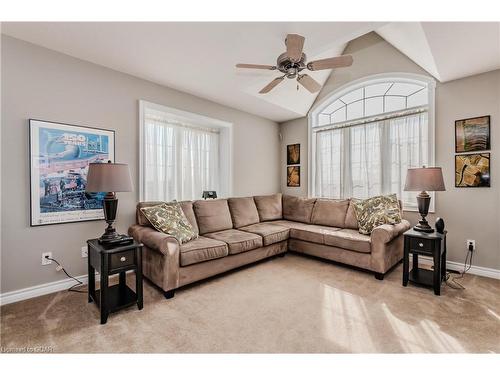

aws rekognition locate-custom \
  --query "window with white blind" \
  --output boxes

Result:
[309,74,435,210]
[139,101,232,202]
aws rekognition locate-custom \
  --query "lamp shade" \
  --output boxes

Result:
[404,167,446,192]
[86,162,133,192]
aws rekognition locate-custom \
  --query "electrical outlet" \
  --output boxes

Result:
[467,239,476,252]
[42,252,52,265]
[81,246,88,258]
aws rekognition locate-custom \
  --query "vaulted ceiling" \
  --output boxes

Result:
[376,22,500,82]
[2,22,499,122]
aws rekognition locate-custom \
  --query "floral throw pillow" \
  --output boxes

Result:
[352,194,402,235]
[140,202,198,244]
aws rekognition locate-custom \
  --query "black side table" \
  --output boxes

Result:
[87,239,144,324]
[402,229,447,295]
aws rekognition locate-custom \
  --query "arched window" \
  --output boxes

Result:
[309,73,436,210]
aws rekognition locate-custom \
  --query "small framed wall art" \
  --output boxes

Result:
[455,153,490,188]
[287,166,300,187]
[287,143,300,165]
[455,115,490,153]
[29,119,115,226]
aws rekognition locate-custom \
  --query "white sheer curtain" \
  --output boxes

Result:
[143,116,219,202]
[315,112,428,208]
[389,113,429,206]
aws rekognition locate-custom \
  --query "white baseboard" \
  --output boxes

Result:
[0,274,89,306]
[0,271,125,306]
[417,257,500,279]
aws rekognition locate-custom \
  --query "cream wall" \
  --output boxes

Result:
[279,33,500,270]
[1,36,281,293]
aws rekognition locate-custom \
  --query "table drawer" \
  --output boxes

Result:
[109,250,135,271]
[409,237,433,253]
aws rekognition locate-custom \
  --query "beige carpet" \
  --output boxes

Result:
[1,253,499,353]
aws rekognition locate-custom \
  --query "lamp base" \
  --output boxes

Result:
[98,227,123,244]
[98,233,133,245]
[98,193,120,244]
[413,222,434,233]
[414,191,434,233]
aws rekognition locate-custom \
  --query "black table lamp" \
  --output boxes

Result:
[404,166,446,233]
[86,161,133,244]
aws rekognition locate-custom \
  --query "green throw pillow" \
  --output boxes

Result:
[140,202,198,244]
[352,194,402,235]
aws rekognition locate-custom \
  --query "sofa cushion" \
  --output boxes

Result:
[204,229,263,255]
[136,200,199,234]
[323,228,371,253]
[179,201,199,235]
[291,224,342,244]
[180,236,229,266]
[140,202,198,244]
[344,199,359,229]
[270,220,312,229]
[290,225,322,244]
[311,199,349,228]
[193,199,233,235]
[253,193,282,221]
[352,194,402,235]
[271,220,341,244]
[283,195,316,223]
[228,197,260,228]
[239,222,290,246]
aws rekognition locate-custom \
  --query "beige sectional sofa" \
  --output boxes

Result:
[128,194,410,298]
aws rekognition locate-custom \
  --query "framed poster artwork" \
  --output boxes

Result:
[455,153,490,188]
[287,166,300,187]
[29,119,115,226]
[287,143,300,165]
[455,115,490,153]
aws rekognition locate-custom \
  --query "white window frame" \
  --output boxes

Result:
[138,100,233,201]
[308,73,436,212]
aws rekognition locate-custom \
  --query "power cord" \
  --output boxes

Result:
[444,244,474,290]
[45,255,87,293]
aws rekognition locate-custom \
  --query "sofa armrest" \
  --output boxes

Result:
[371,219,411,244]
[128,224,179,255]
[370,219,410,274]
[128,225,181,292]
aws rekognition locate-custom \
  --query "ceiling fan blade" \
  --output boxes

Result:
[259,77,285,94]
[236,63,276,70]
[307,55,353,71]
[297,74,321,93]
[286,34,305,62]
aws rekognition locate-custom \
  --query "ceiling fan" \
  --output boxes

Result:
[236,34,353,94]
